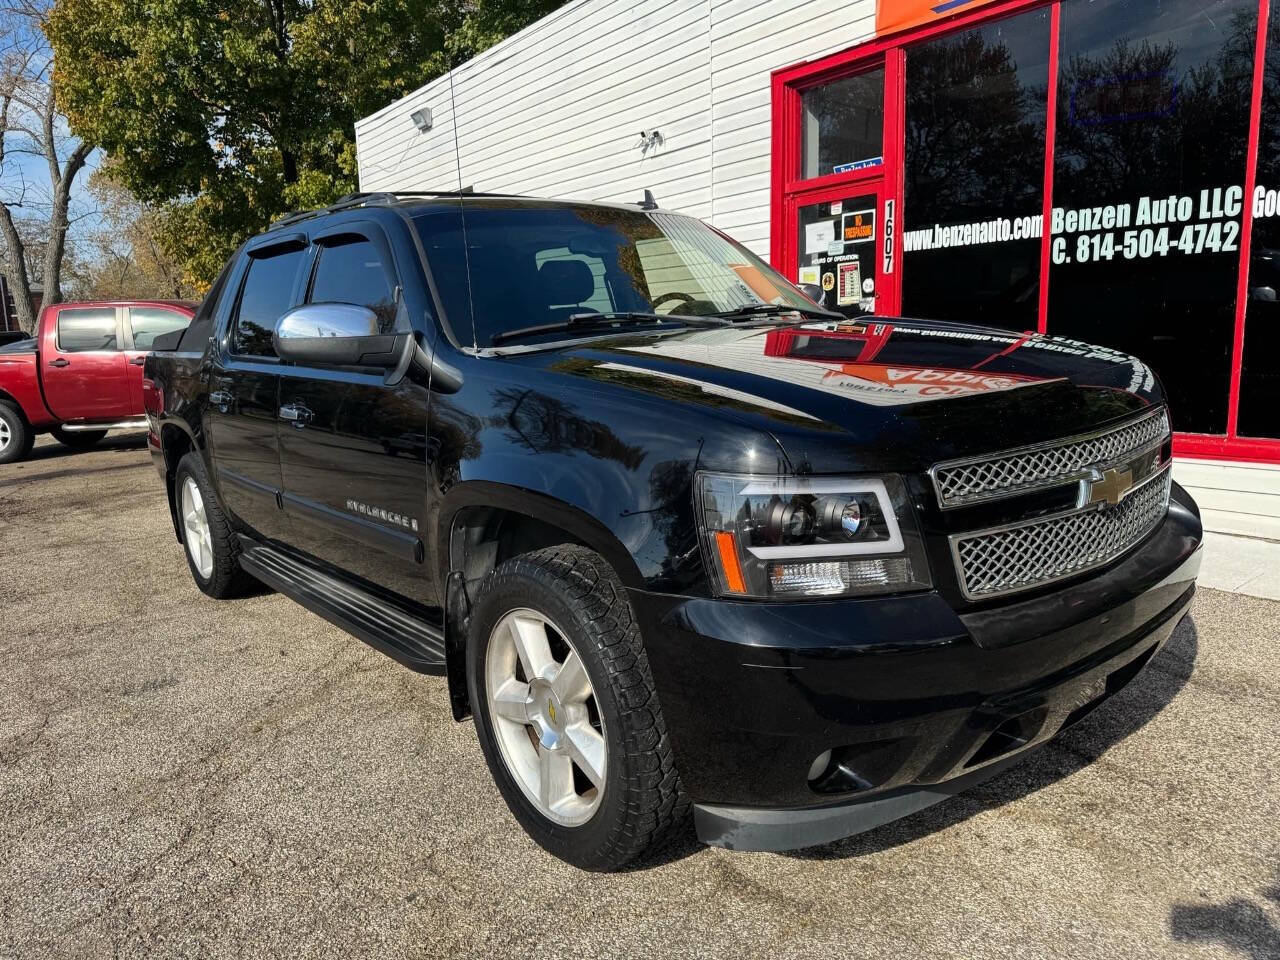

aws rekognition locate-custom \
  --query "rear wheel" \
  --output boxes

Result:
[51,426,108,449]
[174,452,257,599]
[0,403,30,465]
[467,545,689,870]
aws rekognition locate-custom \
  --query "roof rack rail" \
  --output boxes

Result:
[267,188,517,230]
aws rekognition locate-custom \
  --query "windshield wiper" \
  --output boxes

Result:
[491,311,726,346]
[710,303,843,321]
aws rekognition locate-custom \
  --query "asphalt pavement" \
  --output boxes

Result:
[1,434,1278,959]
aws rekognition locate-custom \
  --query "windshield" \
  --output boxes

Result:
[414,201,815,347]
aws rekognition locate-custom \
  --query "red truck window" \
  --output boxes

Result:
[129,307,190,350]
[57,307,117,352]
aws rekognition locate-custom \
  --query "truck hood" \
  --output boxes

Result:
[507,317,1165,473]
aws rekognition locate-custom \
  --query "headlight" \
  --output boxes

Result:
[696,473,932,599]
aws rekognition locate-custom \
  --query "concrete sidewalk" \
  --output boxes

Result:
[1197,531,1280,602]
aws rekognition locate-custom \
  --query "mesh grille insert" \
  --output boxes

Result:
[952,467,1172,600]
[932,409,1170,509]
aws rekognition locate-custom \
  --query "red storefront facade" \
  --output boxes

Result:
[771,0,1280,464]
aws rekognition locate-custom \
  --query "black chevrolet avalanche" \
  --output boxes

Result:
[144,192,1202,870]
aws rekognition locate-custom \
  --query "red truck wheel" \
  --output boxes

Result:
[0,403,31,465]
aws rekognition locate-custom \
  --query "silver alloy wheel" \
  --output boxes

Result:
[0,418,9,451]
[181,476,214,580]
[485,608,607,827]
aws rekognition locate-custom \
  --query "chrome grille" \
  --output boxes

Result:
[952,467,1172,601]
[931,408,1170,509]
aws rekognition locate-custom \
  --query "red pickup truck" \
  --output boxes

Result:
[0,300,195,464]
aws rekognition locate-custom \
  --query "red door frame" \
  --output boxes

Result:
[770,0,1280,465]
[779,51,906,313]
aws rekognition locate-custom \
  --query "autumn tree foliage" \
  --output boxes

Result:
[48,0,564,289]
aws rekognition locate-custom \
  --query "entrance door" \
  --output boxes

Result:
[789,185,895,318]
[776,55,903,318]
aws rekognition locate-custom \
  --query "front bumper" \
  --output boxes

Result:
[632,484,1202,852]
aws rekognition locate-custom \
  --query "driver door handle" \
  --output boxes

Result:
[279,402,313,427]
[128,356,147,366]
[48,358,70,368]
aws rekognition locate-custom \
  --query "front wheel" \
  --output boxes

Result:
[467,545,689,871]
[51,426,108,449]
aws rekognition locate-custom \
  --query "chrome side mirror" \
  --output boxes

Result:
[277,302,380,340]
[273,303,398,368]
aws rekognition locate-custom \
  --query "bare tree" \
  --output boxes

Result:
[80,162,196,301]
[0,0,93,332]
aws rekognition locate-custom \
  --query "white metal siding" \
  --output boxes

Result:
[1174,459,1280,541]
[708,0,876,253]
[355,0,879,256]
[357,0,715,219]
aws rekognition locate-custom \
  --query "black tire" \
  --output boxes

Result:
[467,545,689,871]
[51,426,108,449]
[173,452,257,599]
[0,403,30,465]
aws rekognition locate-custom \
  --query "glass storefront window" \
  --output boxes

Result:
[1047,0,1257,436]
[801,68,885,179]
[1240,7,1280,439]
[901,7,1051,331]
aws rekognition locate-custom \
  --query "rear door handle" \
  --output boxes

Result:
[279,403,313,427]
[48,358,70,368]
[209,390,234,411]
[128,356,146,366]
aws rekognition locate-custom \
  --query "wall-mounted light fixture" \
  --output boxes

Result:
[410,107,433,134]
[637,129,664,154]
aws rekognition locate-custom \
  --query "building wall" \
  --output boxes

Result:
[354,0,879,257]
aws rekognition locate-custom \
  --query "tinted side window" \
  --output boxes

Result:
[129,307,190,350]
[57,307,117,352]
[233,248,306,357]
[309,237,399,332]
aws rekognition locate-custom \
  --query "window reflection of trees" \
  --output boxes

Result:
[234,319,276,357]
[1054,12,1256,204]
[901,13,1048,330]
[489,387,646,470]
[802,70,885,178]
[905,24,1047,225]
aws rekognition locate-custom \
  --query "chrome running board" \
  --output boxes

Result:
[61,418,149,432]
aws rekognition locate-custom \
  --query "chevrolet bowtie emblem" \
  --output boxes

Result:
[1084,464,1134,508]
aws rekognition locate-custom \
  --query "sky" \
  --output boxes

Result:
[0,10,103,276]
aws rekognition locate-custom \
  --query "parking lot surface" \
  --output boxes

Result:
[1,435,1278,959]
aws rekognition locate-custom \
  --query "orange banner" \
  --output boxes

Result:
[876,0,1002,36]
